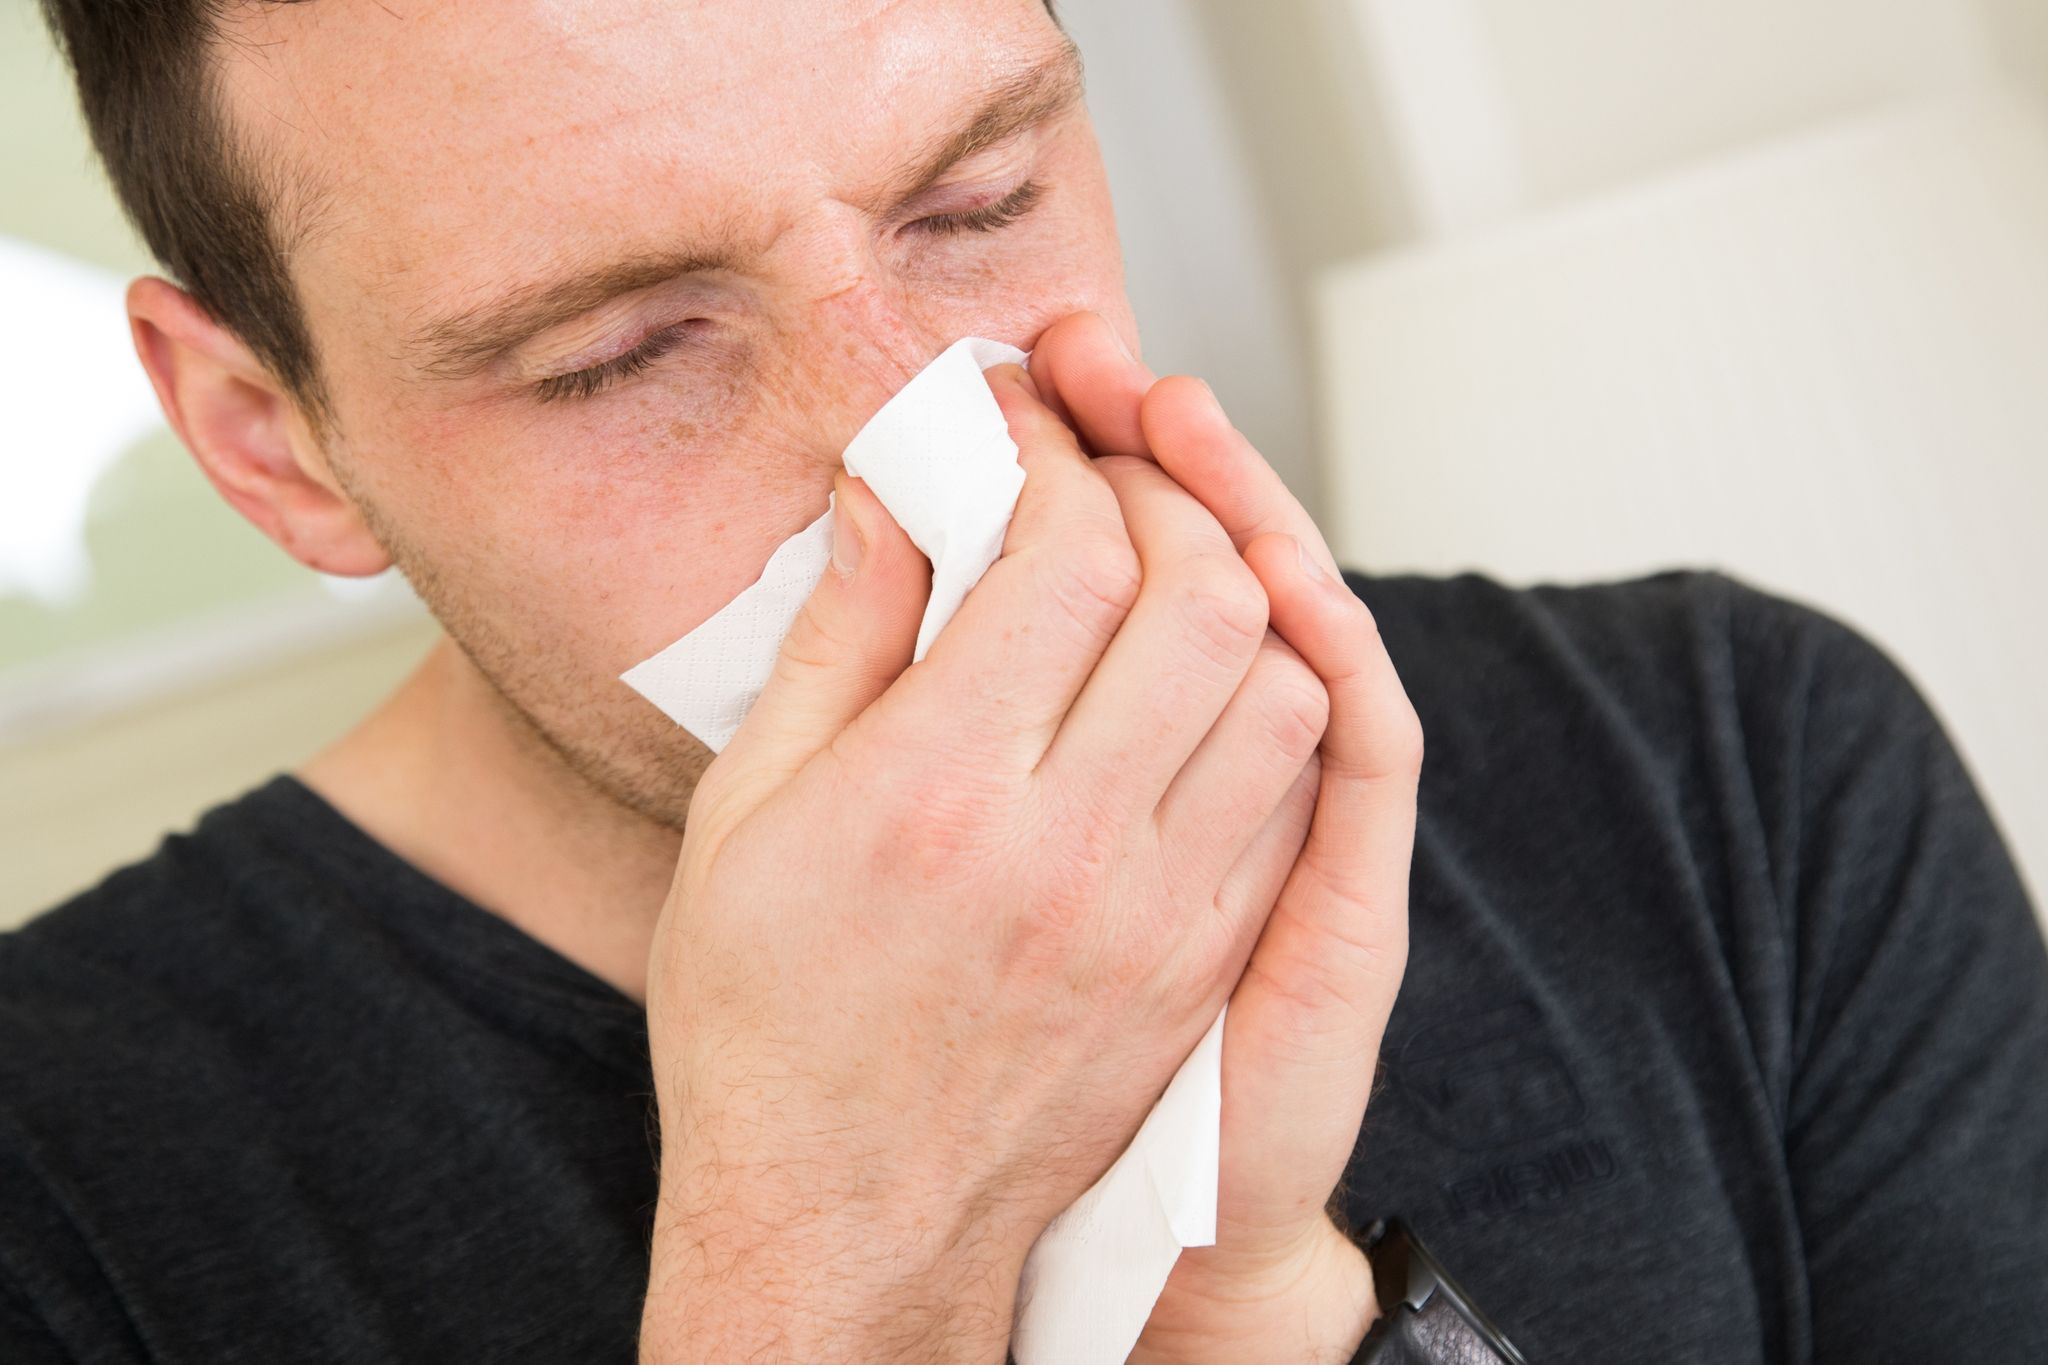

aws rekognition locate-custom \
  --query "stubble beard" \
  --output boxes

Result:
[333,462,714,837]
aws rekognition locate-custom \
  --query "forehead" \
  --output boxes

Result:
[218,0,1059,302]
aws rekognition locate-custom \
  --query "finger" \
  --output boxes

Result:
[1026,311,1154,459]
[1207,535,1421,1245]
[1244,532,1419,993]
[1214,754,1321,940]
[1195,752,1321,986]
[1154,629,1328,892]
[715,473,931,794]
[1040,454,1269,819]
[886,364,1140,768]
[1140,376,1344,582]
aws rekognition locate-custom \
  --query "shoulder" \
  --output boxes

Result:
[1340,564,1920,784]
[1346,563,1906,710]
[3,775,301,969]
[1341,565,1984,970]
[0,779,359,1354]
[0,778,322,1101]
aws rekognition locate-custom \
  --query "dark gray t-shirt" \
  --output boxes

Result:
[3,569,2044,1363]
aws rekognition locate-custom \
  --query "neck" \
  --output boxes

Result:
[298,634,683,1003]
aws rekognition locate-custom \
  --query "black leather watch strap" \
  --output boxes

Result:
[1346,1217,1528,1365]
[1351,1292,1510,1364]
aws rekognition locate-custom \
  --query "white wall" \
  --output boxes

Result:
[1310,75,2048,914]
[1056,0,1320,507]
[1331,0,2000,236]
[1985,0,2048,89]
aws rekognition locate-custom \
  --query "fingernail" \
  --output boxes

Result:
[1296,535,1334,584]
[831,480,865,578]
[1104,323,1155,382]
[989,363,1037,399]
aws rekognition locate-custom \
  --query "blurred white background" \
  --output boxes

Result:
[3,0,2043,923]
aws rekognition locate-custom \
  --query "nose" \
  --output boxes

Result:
[795,276,958,452]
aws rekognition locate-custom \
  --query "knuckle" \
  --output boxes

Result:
[1255,655,1331,758]
[1041,536,1142,640]
[1097,938,1162,1000]
[1074,534,1145,613]
[1093,453,1151,485]
[1237,930,1408,1045]
[1034,776,1126,888]
[775,600,847,677]
[1173,555,1269,670]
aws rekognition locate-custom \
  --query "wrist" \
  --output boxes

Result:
[1128,1216,1380,1365]
[641,1129,1028,1364]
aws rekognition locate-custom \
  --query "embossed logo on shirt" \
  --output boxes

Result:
[1441,1137,1619,1221]
[1397,999,1586,1151]
[1391,998,1624,1221]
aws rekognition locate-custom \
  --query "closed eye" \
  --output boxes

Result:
[911,180,1046,238]
[529,183,1045,404]
[534,322,695,404]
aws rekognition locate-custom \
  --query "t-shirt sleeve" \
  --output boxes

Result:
[1736,585,2048,1361]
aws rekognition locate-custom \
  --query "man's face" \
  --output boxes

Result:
[221,0,1134,826]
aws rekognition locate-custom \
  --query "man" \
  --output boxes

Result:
[5,1,2044,1361]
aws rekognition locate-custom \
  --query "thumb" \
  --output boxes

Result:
[716,471,931,791]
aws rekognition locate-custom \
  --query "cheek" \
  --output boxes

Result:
[552,432,822,630]
[363,381,833,672]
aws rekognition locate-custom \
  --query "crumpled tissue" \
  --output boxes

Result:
[620,336,1227,1365]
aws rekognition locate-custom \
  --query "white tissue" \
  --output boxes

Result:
[1010,1005,1227,1365]
[620,336,1027,750]
[620,336,1224,1365]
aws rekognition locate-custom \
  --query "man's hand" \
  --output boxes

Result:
[1033,314,1424,1363]
[638,364,1335,1363]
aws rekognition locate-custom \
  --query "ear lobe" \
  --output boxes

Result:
[126,276,392,578]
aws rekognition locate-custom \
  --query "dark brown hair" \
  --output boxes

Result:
[41,1,326,409]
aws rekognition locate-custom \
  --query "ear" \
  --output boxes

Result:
[126,276,392,578]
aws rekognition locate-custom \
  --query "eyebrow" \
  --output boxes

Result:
[875,35,1086,209]
[411,38,1086,382]
[413,246,740,379]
